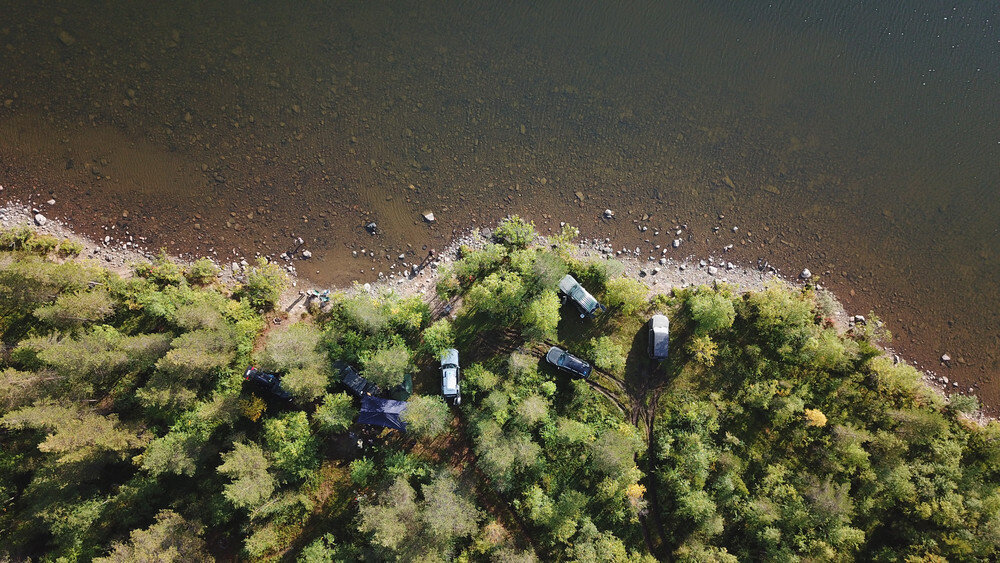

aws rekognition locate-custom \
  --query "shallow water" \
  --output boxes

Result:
[1,1,998,410]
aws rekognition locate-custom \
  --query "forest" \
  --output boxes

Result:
[1,218,998,562]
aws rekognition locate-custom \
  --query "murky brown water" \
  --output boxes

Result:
[1,1,998,410]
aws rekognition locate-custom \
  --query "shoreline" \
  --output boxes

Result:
[0,202,987,421]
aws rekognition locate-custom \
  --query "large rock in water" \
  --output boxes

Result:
[422,211,435,222]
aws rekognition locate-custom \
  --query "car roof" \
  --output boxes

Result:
[442,367,459,395]
[441,348,459,365]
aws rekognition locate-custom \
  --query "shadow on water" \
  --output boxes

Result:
[0,0,998,408]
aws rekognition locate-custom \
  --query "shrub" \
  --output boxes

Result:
[422,318,455,357]
[185,258,220,285]
[281,367,328,403]
[688,291,736,335]
[256,322,325,372]
[532,251,568,291]
[604,278,648,316]
[34,289,115,327]
[688,334,718,367]
[465,271,527,320]
[56,239,84,257]
[521,290,561,342]
[402,394,451,439]
[949,394,979,416]
[361,342,411,388]
[452,244,508,286]
[314,392,357,433]
[574,259,624,292]
[264,411,319,481]
[493,215,536,249]
[135,251,187,287]
[237,257,287,311]
[589,336,626,376]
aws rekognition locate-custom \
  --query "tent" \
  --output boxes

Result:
[358,396,408,432]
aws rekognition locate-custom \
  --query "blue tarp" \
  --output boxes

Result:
[358,396,408,432]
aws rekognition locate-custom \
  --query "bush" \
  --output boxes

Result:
[56,239,84,257]
[401,394,451,438]
[135,251,187,287]
[237,257,287,311]
[361,342,411,388]
[465,272,527,320]
[521,290,560,342]
[949,394,979,416]
[604,278,648,316]
[281,367,328,403]
[532,251,568,290]
[185,258,220,285]
[314,392,357,433]
[688,291,736,335]
[574,259,624,292]
[493,215,536,249]
[422,318,455,357]
[589,336,626,376]
[257,322,326,372]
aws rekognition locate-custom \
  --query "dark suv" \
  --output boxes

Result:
[545,346,593,379]
[244,367,292,401]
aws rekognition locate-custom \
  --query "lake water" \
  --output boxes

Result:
[1,1,998,410]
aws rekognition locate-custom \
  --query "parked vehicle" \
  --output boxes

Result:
[558,274,606,318]
[545,346,593,379]
[244,367,292,401]
[648,314,670,360]
[334,361,382,398]
[441,348,461,405]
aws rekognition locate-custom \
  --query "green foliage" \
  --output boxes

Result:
[264,411,319,481]
[521,290,561,342]
[402,394,451,439]
[94,510,210,562]
[949,393,979,415]
[1,403,147,464]
[572,258,625,292]
[218,442,275,510]
[422,318,455,357]
[688,290,736,334]
[135,251,187,287]
[236,257,288,311]
[361,341,412,389]
[589,336,626,376]
[0,227,70,255]
[359,473,481,559]
[603,278,647,316]
[493,215,536,249]
[184,257,220,285]
[350,457,377,487]
[34,289,115,328]
[2,224,998,562]
[313,392,356,433]
[257,322,329,402]
[465,271,527,319]
[336,289,428,335]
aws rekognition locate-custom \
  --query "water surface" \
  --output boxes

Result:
[1,1,998,409]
